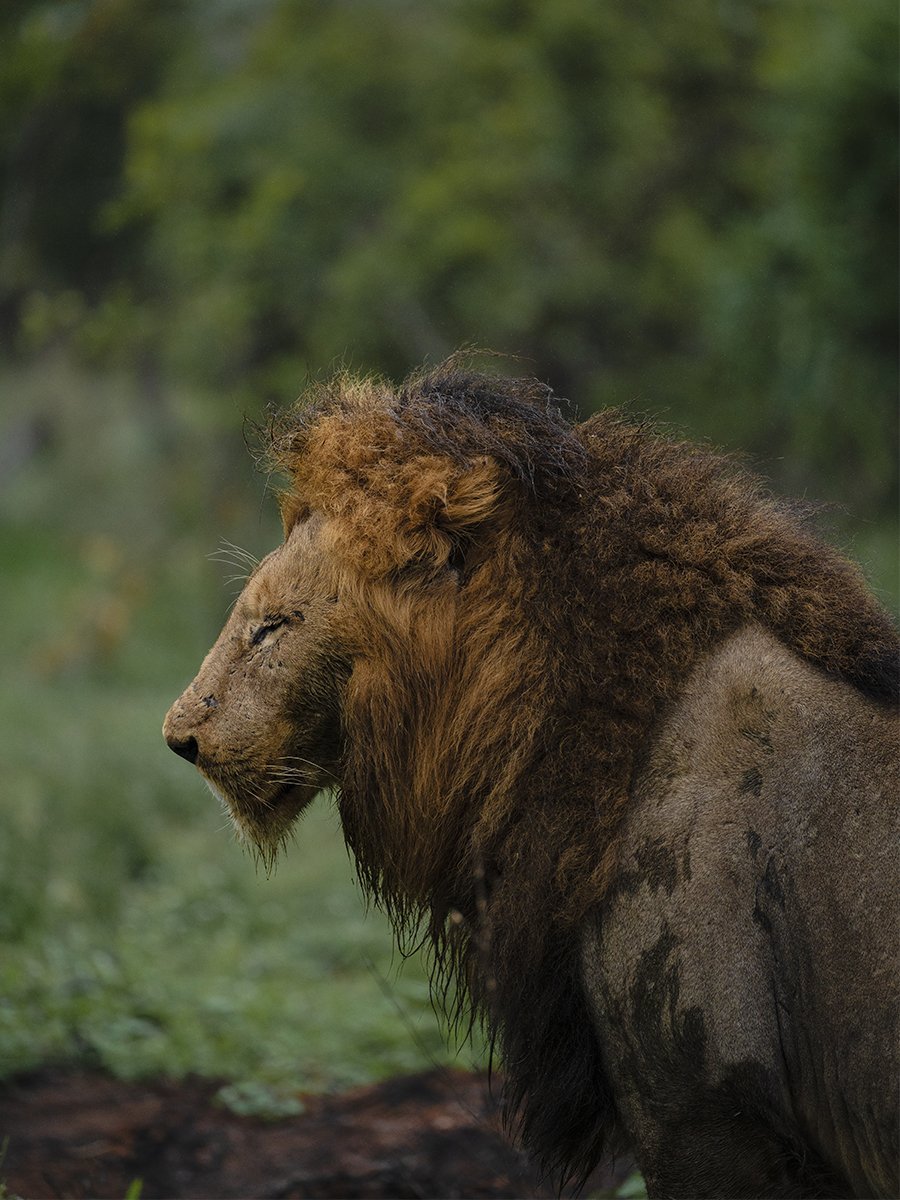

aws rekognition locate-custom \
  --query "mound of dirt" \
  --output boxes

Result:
[0,1068,632,1199]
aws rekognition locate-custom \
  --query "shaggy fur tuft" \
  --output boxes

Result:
[264,361,899,1187]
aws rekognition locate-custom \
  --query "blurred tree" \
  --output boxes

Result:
[701,1,899,508]
[0,0,186,342]
[1,0,896,514]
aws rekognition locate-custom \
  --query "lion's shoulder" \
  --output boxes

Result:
[583,624,898,1194]
[636,624,898,819]
[598,623,898,983]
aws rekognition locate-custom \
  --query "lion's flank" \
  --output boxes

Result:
[264,361,899,1187]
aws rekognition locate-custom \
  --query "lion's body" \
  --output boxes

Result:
[165,364,899,1198]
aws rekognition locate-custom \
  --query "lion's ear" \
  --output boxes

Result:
[317,454,508,578]
[437,456,504,533]
[424,456,508,573]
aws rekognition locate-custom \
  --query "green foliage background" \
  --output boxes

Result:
[0,0,896,1103]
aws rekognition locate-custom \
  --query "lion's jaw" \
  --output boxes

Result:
[162,518,347,863]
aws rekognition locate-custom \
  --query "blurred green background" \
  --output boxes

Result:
[0,0,897,1113]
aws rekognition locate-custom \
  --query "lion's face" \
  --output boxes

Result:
[163,517,348,858]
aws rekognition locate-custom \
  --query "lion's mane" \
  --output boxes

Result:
[266,362,899,1186]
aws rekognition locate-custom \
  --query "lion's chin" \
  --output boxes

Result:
[203,777,317,867]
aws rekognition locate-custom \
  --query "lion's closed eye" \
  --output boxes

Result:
[250,617,287,646]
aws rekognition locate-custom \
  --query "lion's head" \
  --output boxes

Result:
[164,366,572,870]
[164,361,898,1186]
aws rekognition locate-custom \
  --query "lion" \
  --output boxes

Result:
[164,362,899,1199]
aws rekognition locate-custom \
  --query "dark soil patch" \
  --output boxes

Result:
[0,1068,632,1198]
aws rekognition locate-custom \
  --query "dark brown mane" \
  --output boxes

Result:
[266,362,899,1187]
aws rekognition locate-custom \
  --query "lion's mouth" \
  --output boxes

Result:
[200,770,319,854]
[228,779,318,816]
[269,781,316,809]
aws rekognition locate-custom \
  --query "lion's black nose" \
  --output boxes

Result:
[167,734,199,764]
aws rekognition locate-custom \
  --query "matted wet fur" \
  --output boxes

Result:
[165,361,899,1191]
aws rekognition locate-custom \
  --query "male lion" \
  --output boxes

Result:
[164,364,899,1199]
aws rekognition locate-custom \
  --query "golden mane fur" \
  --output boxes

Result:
[262,362,898,1185]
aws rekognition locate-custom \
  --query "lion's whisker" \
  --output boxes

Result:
[275,754,338,780]
[209,539,260,571]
